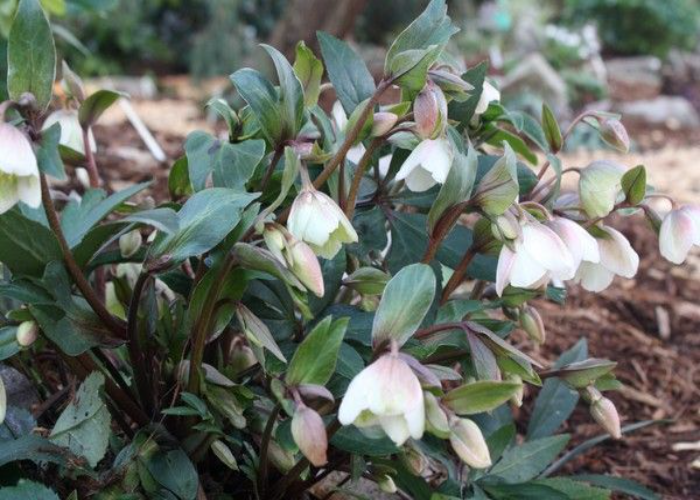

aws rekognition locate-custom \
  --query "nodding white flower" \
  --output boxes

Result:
[414,82,448,139]
[546,217,600,270]
[574,226,639,292]
[496,219,576,296]
[338,351,425,446]
[0,123,41,214]
[474,81,500,117]
[449,417,492,469]
[659,205,700,264]
[395,137,453,192]
[288,186,358,260]
[579,160,625,218]
[119,230,142,258]
[42,109,96,155]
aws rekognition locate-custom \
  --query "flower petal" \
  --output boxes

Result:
[599,226,639,278]
[660,210,695,264]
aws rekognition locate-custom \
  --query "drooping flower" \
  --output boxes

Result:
[0,123,41,214]
[288,186,358,260]
[659,205,700,264]
[449,417,492,469]
[546,217,600,271]
[338,351,425,446]
[578,160,625,218]
[395,137,453,192]
[119,230,142,258]
[414,82,448,139]
[291,404,328,466]
[574,226,639,292]
[42,109,96,155]
[474,81,500,117]
[496,219,576,295]
[371,112,399,137]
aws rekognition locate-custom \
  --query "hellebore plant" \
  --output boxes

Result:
[0,0,691,498]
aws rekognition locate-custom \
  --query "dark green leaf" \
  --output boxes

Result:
[231,68,284,145]
[0,480,60,500]
[574,475,659,500]
[78,89,125,128]
[169,156,193,199]
[621,165,647,206]
[0,326,20,361]
[0,209,62,277]
[317,31,375,115]
[184,131,220,192]
[7,0,56,110]
[36,123,65,179]
[212,140,266,190]
[262,44,304,137]
[541,103,562,152]
[294,41,324,107]
[145,449,199,500]
[444,380,521,415]
[449,61,487,126]
[487,435,570,483]
[0,434,85,470]
[482,483,568,500]
[286,316,348,386]
[331,426,399,457]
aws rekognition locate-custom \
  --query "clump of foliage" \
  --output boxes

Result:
[564,0,699,57]
[0,0,694,498]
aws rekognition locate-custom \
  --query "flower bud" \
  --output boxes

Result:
[659,205,700,265]
[16,321,39,347]
[474,81,500,117]
[600,119,630,153]
[429,68,473,96]
[414,82,448,140]
[579,160,625,218]
[263,224,286,264]
[119,230,142,258]
[61,61,86,103]
[287,239,325,298]
[267,440,296,473]
[491,211,521,242]
[371,112,399,137]
[590,396,622,439]
[211,440,238,470]
[291,405,328,467]
[377,475,397,494]
[520,305,545,345]
[506,374,524,407]
[0,375,5,425]
[230,343,257,375]
[424,391,450,438]
[344,267,390,296]
[449,417,492,469]
[400,445,428,476]
[75,168,91,189]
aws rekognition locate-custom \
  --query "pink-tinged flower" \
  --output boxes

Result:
[291,405,328,466]
[395,137,453,192]
[288,187,358,260]
[372,112,399,137]
[414,82,448,139]
[338,352,425,446]
[546,217,600,270]
[0,123,40,214]
[659,205,700,264]
[16,321,39,347]
[496,219,576,295]
[574,226,639,292]
[449,417,492,469]
[474,81,500,117]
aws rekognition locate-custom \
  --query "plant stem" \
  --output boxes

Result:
[344,137,382,220]
[259,146,284,192]
[40,174,127,339]
[258,403,281,498]
[421,203,467,264]
[127,271,155,417]
[441,248,477,304]
[82,126,101,188]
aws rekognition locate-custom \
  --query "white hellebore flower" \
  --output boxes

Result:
[338,351,425,446]
[42,109,96,155]
[288,185,358,260]
[546,217,600,271]
[574,226,639,292]
[474,81,500,116]
[659,205,700,264]
[395,137,453,192]
[0,123,41,214]
[496,219,576,295]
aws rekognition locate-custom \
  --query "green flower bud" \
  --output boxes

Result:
[16,321,39,347]
[449,417,492,469]
[600,119,630,153]
[520,305,545,345]
[590,395,621,439]
[344,267,391,296]
[579,160,625,218]
[211,440,238,470]
[119,230,142,258]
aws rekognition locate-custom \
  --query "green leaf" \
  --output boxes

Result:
[427,146,477,233]
[36,122,65,179]
[371,263,436,348]
[541,103,562,152]
[574,475,659,500]
[0,480,60,500]
[145,449,199,500]
[50,372,111,468]
[0,326,20,361]
[212,140,266,190]
[183,131,220,192]
[261,44,305,138]
[205,98,239,139]
[317,31,375,115]
[384,0,458,76]
[153,188,258,264]
[293,41,324,107]
[286,316,348,386]
[7,0,56,111]
[474,143,519,216]
[621,165,647,206]
[530,478,610,500]
[331,426,399,457]
[485,127,538,165]
[0,209,62,277]
[390,45,442,94]
[482,483,568,500]
[0,434,85,469]
[231,68,284,145]
[449,61,488,126]
[78,89,125,128]
[169,156,193,199]
[527,339,587,440]
[444,380,521,415]
[487,435,570,483]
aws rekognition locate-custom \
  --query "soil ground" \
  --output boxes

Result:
[86,92,700,499]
